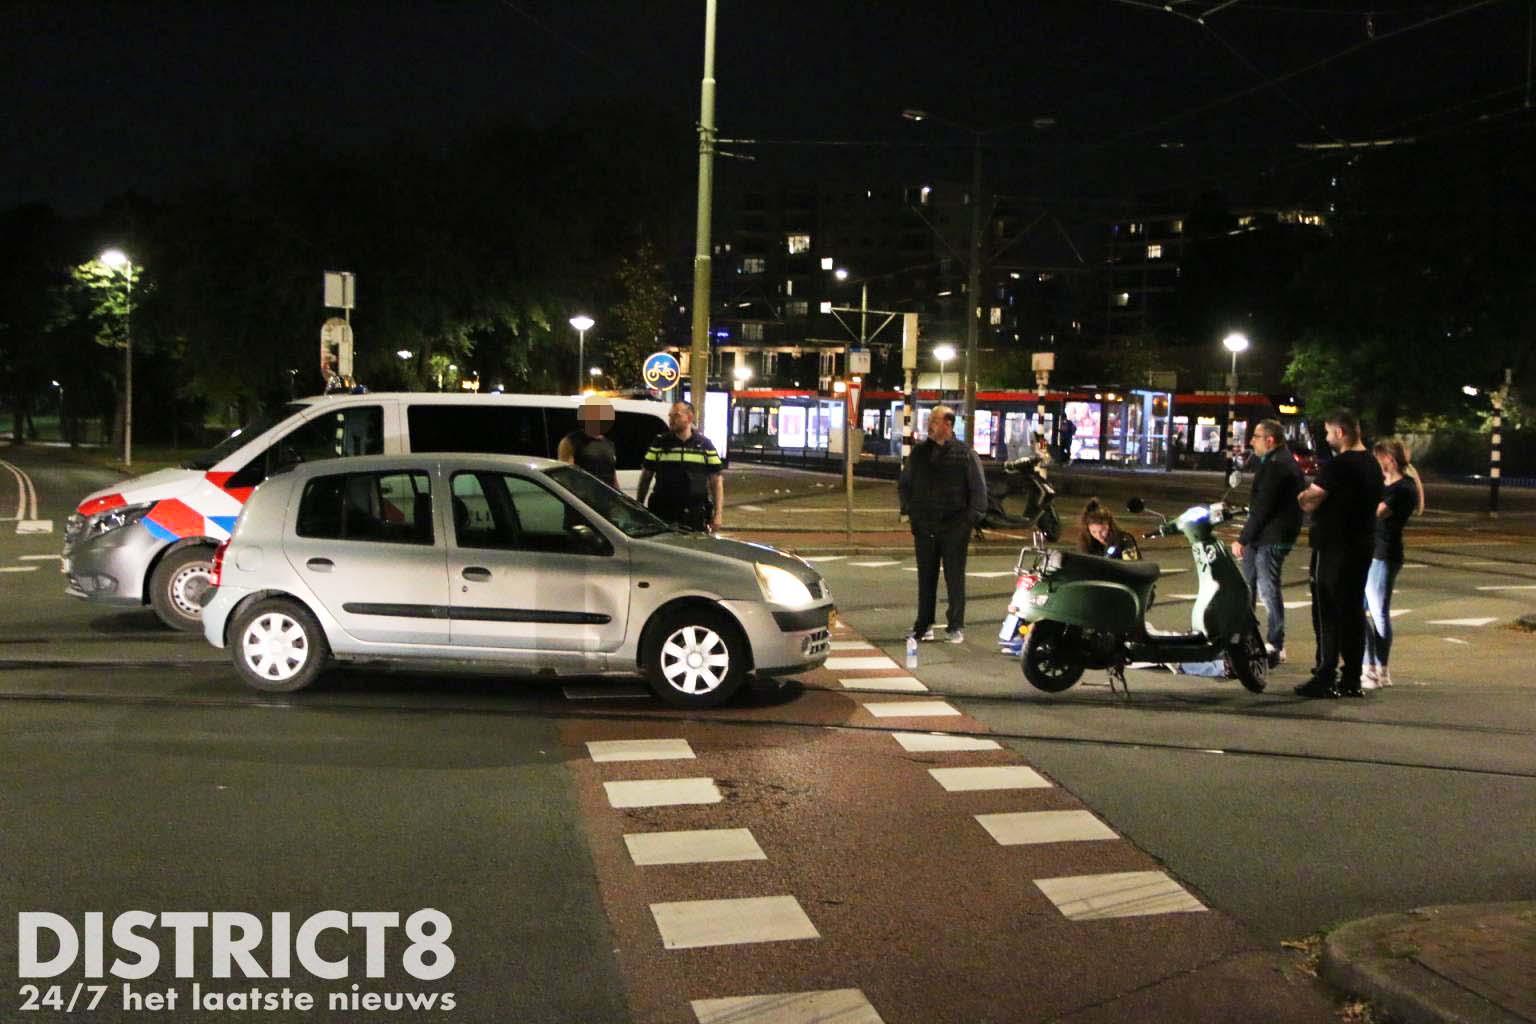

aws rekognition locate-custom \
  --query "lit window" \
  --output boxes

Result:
[1037,271,1053,282]
[990,307,1003,326]
[787,234,811,254]
[743,257,766,274]
[1170,219,1184,234]
[1114,292,1130,307]
[785,278,794,296]
[1147,244,1163,259]
[1009,271,1021,280]
[820,256,834,270]
[819,301,832,314]
[1129,222,1143,235]
[1237,215,1255,228]
[785,300,808,317]
[742,322,764,341]
[920,185,932,204]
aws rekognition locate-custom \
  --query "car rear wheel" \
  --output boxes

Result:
[150,546,216,632]
[643,609,746,709]
[230,598,330,693]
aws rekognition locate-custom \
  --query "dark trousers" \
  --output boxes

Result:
[1310,545,1373,687]
[912,518,972,633]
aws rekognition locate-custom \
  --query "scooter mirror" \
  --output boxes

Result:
[1227,469,1242,489]
[1125,497,1145,514]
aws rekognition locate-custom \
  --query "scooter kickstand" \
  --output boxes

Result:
[1106,664,1130,699]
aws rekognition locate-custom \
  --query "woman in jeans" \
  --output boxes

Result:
[1364,439,1424,688]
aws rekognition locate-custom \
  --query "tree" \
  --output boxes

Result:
[610,242,669,386]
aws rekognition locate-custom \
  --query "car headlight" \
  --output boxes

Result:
[86,503,152,541]
[754,562,816,608]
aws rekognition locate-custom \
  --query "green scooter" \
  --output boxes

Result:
[1018,488,1268,695]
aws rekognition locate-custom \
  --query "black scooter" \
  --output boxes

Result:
[982,454,1061,541]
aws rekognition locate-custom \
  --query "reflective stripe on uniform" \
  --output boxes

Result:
[644,448,722,467]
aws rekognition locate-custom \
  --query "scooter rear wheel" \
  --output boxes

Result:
[1227,622,1268,693]
[1022,621,1086,692]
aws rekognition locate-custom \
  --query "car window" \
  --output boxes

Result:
[544,465,672,538]
[408,405,548,457]
[297,470,433,545]
[184,403,307,470]
[228,405,383,489]
[449,471,610,556]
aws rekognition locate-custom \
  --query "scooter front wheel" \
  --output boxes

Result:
[1227,622,1268,693]
[1022,621,1086,692]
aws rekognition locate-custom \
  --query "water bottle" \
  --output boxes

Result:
[906,634,919,669]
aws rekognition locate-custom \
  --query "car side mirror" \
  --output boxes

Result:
[1126,497,1145,514]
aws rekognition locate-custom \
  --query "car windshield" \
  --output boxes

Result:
[544,465,675,538]
[182,403,308,470]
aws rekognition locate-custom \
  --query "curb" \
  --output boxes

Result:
[1320,903,1533,1024]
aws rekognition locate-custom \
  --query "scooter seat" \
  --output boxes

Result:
[1056,550,1162,588]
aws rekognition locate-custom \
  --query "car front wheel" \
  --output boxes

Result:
[643,609,746,708]
[230,598,330,693]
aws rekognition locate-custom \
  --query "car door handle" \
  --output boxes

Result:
[306,558,335,572]
[462,566,492,581]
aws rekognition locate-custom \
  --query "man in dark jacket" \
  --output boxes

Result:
[899,405,988,644]
[1230,419,1304,667]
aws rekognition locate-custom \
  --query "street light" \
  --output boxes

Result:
[570,315,595,393]
[1222,332,1250,451]
[99,249,134,467]
[934,343,957,396]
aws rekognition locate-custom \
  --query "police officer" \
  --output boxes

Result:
[899,405,987,644]
[557,395,619,490]
[636,401,724,531]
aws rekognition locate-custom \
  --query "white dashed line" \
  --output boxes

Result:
[863,701,960,719]
[587,739,695,762]
[966,571,1014,578]
[891,732,1000,752]
[736,504,765,512]
[825,656,901,671]
[1475,584,1536,591]
[849,560,900,568]
[1283,600,1313,610]
[18,554,63,561]
[1035,871,1207,920]
[625,828,766,866]
[604,778,722,808]
[651,895,819,949]
[928,766,1051,792]
[839,676,928,692]
[976,811,1118,846]
[1425,617,1498,627]
[692,989,884,1024]
[803,556,845,563]
[0,566,40,573]
[1389,609,1413,618]
[828,640,876,651]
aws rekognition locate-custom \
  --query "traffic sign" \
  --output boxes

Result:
[642,352,681,390]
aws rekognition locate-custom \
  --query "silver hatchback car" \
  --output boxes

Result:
[200,454,834,707]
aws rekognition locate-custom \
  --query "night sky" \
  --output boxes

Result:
[3,1,1529,214]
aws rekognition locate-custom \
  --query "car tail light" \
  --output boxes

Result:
[210,541,229,587]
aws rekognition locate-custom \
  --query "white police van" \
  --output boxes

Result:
[63,393,669,631]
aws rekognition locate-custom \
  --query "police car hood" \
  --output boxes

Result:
[75,467,203,514]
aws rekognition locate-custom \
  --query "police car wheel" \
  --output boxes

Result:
[230,598,330,693]
[644,609,746,709]
[150,546,216,632]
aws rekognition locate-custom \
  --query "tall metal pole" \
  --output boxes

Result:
[1227,349,1238,452]
[689,0,718,410]
[843,281,868,542]
[963,133,983,444]
[1490,367,1512,515]
[577,327,586,391]
[123,264,134,468]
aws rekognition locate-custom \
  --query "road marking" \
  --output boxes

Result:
[624,828,765,866]
[0,566,40,573]
[1284,600,1313,609]
[1400,562,1430,568]
[1475,584,1536,591]
[1444,638,1472,646]
[587,739,695,763]
[803,555,845,563]
[966,571,1014,578]
[18,554,63,561]
[902,567,919,572]
[840,676,927,692]
[0,458,39,521]
[828,640,875,651]
[1390,609,1413,618]
[16,520,52,534]
[1158,567,1189,574]
[977,811,1118,845]
[1169,593,1198,601]
[1465,560,1521,567]
[563,683,652,701]
[604,778,722,808]
[736,504,765,512]
[1035,871,1207,920]
[863,700,960,718]
[651,895,818,949]
[928,766,1051,792]
[825,656,900,670]
[1426,617,1498,627]
[850,560,900,567]
[692,989,883,1024]
[891,732,999,752]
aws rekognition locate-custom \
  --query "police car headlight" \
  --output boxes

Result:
[86,503,152,541]
[754,563,816,608]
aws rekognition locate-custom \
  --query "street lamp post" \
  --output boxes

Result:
[99,249,133,467]
[1222,332,1250,452]
[934,344,957,398]
[569,315,594,393]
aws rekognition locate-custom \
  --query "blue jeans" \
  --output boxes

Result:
[1241,543,1291,651]
[1364,558,1402,669]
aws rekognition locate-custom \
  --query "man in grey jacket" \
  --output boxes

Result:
[898,406,988,644]
[1230,419,1304,667]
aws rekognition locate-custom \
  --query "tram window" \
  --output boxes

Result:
[973,409,997,456]
[1193,417,1221,453]
[1063,401,1101,461]
[1172,417,1190,450]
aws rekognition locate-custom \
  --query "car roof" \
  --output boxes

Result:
[290,392,667,414]
[280,452,567,479]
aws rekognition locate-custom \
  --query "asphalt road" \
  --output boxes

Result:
[3,443,1533,1022]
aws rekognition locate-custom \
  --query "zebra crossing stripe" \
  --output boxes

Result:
[1035,871,1206,920]
[651,895,818,949]
[692,989,883,1024]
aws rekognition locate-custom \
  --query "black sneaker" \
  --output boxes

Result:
[1293,678,1340,699]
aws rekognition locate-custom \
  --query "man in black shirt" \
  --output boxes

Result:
[557,395,619,490]
[898,405,988,644]
[1295,409,1384,697]
[636,401,725,532]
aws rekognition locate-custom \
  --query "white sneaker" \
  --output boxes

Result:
[1360,665,1381,690]
[1377,666,1393,687]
